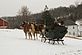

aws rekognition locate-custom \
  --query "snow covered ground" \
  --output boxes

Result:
[0,29,82,55]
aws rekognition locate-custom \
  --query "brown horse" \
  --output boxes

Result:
[20,21,45,40]
[20,22,32,39]
[32,23,45,38]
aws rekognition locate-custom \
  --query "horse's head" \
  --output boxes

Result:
[20,21,28,28]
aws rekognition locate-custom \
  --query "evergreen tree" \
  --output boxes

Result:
[42,9,54,30]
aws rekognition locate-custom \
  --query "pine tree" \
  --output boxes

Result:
[42,10,54,30]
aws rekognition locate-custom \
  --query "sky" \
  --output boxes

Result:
[0,0,82,17]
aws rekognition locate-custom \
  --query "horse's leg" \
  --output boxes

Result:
[28,32,32,40]
[35,32,38,39]
[39,32,42,38]
[25,32,27,39]
[28,32,30,39]
[30,32,32,40]
[33,32,36,40]
[39,31,43,38]
[35,32,37,37]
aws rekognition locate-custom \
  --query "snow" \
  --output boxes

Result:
[0,29,82,55]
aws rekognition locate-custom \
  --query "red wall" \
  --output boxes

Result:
[0,19,8,26]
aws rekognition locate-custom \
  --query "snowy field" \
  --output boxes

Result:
[0,29,82,55]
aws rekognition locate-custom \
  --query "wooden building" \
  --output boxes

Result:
[0,18,8,29]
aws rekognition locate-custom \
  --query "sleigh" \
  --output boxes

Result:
[41,26,67,45]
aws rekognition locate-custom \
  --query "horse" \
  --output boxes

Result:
[32,23,45,38]
[20,21,32,39]
[20,21,45,40]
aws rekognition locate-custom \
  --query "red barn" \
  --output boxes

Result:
[0,18,8,29]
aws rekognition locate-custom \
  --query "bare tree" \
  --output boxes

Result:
[13,6,31,28]
[17,6,31,21]
[18,6,31,16]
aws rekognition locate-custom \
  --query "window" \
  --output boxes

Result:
[73,26,75,29]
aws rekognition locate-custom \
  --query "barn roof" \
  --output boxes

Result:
[0,18,8,23]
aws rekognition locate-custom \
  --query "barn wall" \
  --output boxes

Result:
[0,19,8,29]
